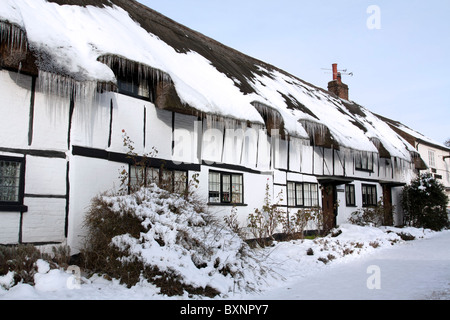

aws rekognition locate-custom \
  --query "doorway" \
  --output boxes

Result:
[321,183,337,234]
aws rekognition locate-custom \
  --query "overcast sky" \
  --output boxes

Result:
[138,0,450,145]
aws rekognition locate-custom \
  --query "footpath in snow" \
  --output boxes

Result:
[1,224,449,300]
[244,228,450,300]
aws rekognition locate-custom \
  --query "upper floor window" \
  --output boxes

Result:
[117,77,153,101]
[428,150,435,168]
[287,182,319,207]
[355,153,374,171]
[0,156,27,212]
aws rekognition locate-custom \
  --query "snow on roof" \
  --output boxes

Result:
[383,117,449,151]
[0,0,420,160]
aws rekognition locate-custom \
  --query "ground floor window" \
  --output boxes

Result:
[345,184,356,206]
[287,182,319,207]
[129,165,187,194]
[0,156,26,211]
[362,184,377,207]
[208,171,243,204]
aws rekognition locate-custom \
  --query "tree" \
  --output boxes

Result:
[445,138,450,148]
[401,173,449,231]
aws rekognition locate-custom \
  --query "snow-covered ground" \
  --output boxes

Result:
[1,224,449,300]
[245,226,450,300]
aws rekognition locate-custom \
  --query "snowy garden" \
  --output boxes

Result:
[1,174,448,300]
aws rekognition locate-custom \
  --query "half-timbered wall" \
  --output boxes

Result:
[0,68,417,249]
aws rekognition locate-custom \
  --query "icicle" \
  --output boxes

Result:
[0,21,28,53]
[97,54,171,85]
[251,101,283,129]
[298,119,329,143]
[37,70,102,113]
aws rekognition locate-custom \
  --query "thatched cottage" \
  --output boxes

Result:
[0,0,433,251]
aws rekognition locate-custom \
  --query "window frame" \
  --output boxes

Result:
[129,165,187,194]
[287,181,319,208]
[345,184,356,207]
[362,184,377,207]
[428,149,436,168]
[114,65,157,102]
[117,77,153,101]
[355,153,374,172]
[208,170,244,205]
[0,155,27,212]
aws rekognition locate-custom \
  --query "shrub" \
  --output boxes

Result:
[0,245,43,286]
[247,182,284,246]
[397,232,415,241]
[282,206,323,239]
[401,173,449,231]
[318,257,328,264]
[223,206,244,237]
[348,199,394,227]
[0,244,68,287]
[81,184,272,297]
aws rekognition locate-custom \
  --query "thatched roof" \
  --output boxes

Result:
[0,0,426,161]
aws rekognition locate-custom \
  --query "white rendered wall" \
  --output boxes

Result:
[31,85,70,151]
[288,137,303,173]
[222,125,244,166]
[0,212,21,244]
[0,70,31,149]
[24,156,67,196]
[109,94,146,155]
[173,113,200,165]
[67,155,123,252]
[240,127,258,169]
[21,198,66,243]
[71,92,112,150]
[335,181,383,226]
[145,105,173,160]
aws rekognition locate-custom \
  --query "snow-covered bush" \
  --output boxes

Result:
[401,173,449,231]
[0,244,69,289]
[0,245,42,287]
[348,200,393,227]
[81,184,274,297]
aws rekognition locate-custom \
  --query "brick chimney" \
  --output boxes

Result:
[328,63,349,100]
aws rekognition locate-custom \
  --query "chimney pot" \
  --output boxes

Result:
[332,63,338,81]
[328,63,349,100]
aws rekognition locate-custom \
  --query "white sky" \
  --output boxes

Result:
[139,0,450,145]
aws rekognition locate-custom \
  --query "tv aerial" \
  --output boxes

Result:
[321,64,353,78]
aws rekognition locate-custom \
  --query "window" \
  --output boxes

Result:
[428,150,435,168]
[362,184,377,207]
[129,165,187,194]
[355,153,374,171]
[287,182,296,207]
[345,184,356,206]
[287,182,319,207]
[117,78,151,100]
[0,156,26,212]
[208,171,244,205]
